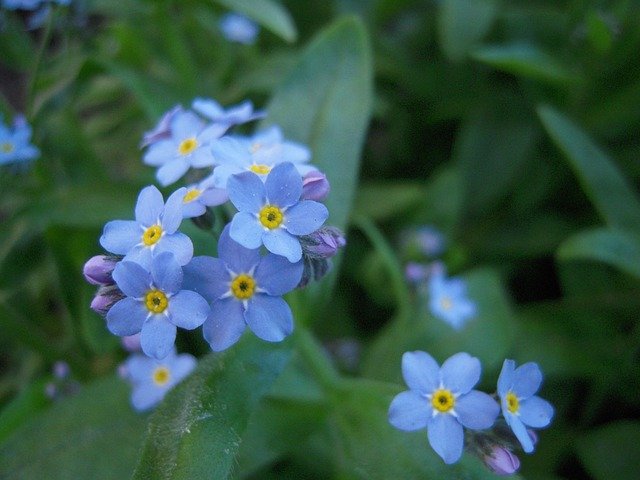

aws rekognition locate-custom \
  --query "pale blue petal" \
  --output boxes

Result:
[155,233,193,266]
[244,295,293,342]
[284,201,328,235]
[455,390,500,430]
[112,261,150,297]
[171,111,203,139]
[254,254,302,295]
[100,220,141,255]
[182,256,229,302]
[427,414,464,464]
[498,359,516,396]
[122,246,153,270]
[203,297,246,351]
[199,187,228,206]
[141,316,177,359]
[198,123,228,144]
[171,354,197,381]
[135,186,164,225]
[440,352,481,394]
[189,147,216,168]
[512,362,543,399]
[151,252,182,294]
[162,187,186,233]
[265,162,302,208]
[230,212,264,249]
[218,224,260,272]
[519,396,554,428]
[507,414,534,453]
[143,140,175,166]
[262,229,301,262]
[131,384,165,411]
[212,137,251,167]
[182,201,206,218]
[279,141,311,163]
[107,298,147,336]
[228,171,265,212]
[124,354,156,383]
[157,158,189,186]
[401,351,440,395]
[388,390,430,431]
[212,164,241,188]
[168,290,209,329]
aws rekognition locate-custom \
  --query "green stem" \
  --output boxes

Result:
[294,326,339,391]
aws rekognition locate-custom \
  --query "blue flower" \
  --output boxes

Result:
[219,12,259,45]
[183,225,303,351]
[388,351,499,464]
[180,175,229,219]
[192,98,264,128]
[211,126,315,188]
[123,349,197,411]
[0,115,39,166]
[497,359,554,453]
[107,251,210,359]
[100,185,193,268]
[428,266,477,330]
[143,110,226,186]
[2,0,42,10]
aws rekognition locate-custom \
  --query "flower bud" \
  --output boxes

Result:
[83,255,119,286]
[484,446,520,476]
[90,285,124,316]
[405,262,429,283]
[121,333,142,352]
[301,170,330,201]
[53,361,70,379]
[141,104,182,148]
[300,227,346,259]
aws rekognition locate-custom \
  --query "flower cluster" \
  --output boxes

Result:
[84,97,345,410]
[388,351,554,473]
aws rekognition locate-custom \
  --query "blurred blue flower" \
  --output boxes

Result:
[0,114,39,166]
[183,225,303,351]
[100,185,193,268]
[497,359,554,453]
[192,98,264,128]
[143,110,226,186]
[227,162,328,262]
[2,0,42,10]
[401,225,446,257]
[211,126,315,188]
[388,351,499,464]
[428,266,477,330]
[180,175,229,219]
[107,252,209,359]
[219,12,259,45]
[123,348,196,411]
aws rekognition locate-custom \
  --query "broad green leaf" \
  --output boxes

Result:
[0,379,49,444]
[212,0,297,42]
[558,228,640,279]
[575,421,640,480]
[0,376,147,480]
[354,181,425,221]
[538,105,640,233]
[438,0,498,62]
[472,44,578,84]
[132,335,292,480]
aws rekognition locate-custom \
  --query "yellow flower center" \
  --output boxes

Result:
[1,142,14,153]
[259,205,283,229]
[142,224,163,246]
[431,388,455,413]
[183,188,202,204]
[152,366,171,386]
[145,289,168,314]
[249,164,272,175]
[506,391,519,414]
[178,137,198,156]
[440,296,453,311]
[231,274,255,300]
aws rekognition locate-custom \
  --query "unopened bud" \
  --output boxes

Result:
[83,255,119,286]
[301,170,330,201]
[300,227,346,259]
[90,285,124,316]
[484,446,520,476]
[53,361,70,379]
[121,333,142,352]
[141,105,182,148]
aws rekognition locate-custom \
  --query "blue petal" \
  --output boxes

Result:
[122,245,153,270]
[168,290,210,329]
[284,200,329,236]
[497,359,516,396]
[439,352,480,395]
[218,224,261,272]
[512,362,543,399]
[171,354,197,381]
[519,396,554,428]
[162,187,186,233]
[182,256,229,302]
[106,298,146,336]
[244,295,293,342]
[112,260,151,297]
[212,164,241,188]
[143,140,174,166]
[124,354,156,383]
[265,162,302,208]
[131,384,165,411]
[154,232,193,266]
[202,297,246,351]
[455,390,499,430]
[228,171,265,213]
[212,137,251,167]
[151,252,182,294]
[254,254,303,295]
[262,229,302,262]
[279,141,311,164]
[507,414,534,453]
[135,186,164,225]
[171,111,203,139]
[427,414,464,464]
[230,212,264,250]
[100,220,141,255]
[189,147,216,168]
[401,351,440,395]
[388,390,430,431]
[140,316,177,359]
[157,158,189,186]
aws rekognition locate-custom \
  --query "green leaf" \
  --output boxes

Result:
[575,421,640,480]
[438,0,499,62]
[472,44,578,84]
[558,228,640,279]
[212,0,297,42]
[0,376,148,480]
[132,335,292,480]
[537,105,640,233]
[354,181,425,221]
[0,379,49,444]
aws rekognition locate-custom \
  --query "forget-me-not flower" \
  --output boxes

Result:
[219,12,259,44]
[192,98,264,128]
[0,115,39,166]
[183,225,303,351]
[388,351,499,464]
[123,348,197,411]
[497,359,554,453]
[211,126,315,188]
[428,266,477,330]
[100,185,193,268]
[227,162,329,262]
[180,175,229,219]
[107,251,209,359]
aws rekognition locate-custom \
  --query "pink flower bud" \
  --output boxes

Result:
[121,334,142,352]
[301,227,346,259]
[484,446,520,476]
[301,170,330,201]
[83,255,118,285]
[90,285,123,316]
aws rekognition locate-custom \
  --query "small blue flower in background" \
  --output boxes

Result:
[143,110,226,186]
[107,251,210,359]
[192,98,264,128]
[100,185,193,268]
[227,162,329,262]
[183,225,303,351]
[180,176,229,219]
[211,126,315,188]
[388,351,499,464]
[428,265,477,330]
[219,12,259,45]
[123,349,196,411]
[2,0,42,10]
[401,225,446,257]
[0,114,39,166]
[497,359,554,453]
